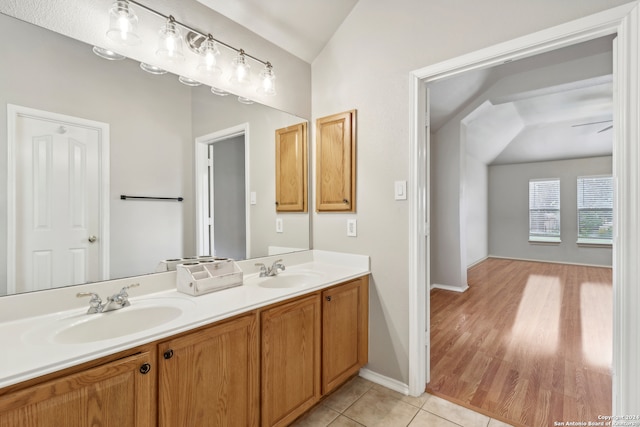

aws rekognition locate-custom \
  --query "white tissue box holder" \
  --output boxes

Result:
[176,260,243,296]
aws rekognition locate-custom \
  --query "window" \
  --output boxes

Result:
[577,176,613,244]
[529,179,560,242]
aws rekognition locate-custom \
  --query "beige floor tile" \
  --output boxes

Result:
[409,409,463,427]
[291,404,340,426]
[323,376,375,413]
[343,386,420,427]
[329,415,365,426]
[488,418,515,427]
[370,384,430,408]
[422,394,490,427]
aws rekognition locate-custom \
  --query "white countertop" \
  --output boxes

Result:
[0,250,369,389]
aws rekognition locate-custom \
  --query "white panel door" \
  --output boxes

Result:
[15,116,101,291]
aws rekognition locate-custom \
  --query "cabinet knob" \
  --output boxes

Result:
[343,199,349,204]
[275,201,279,205]
[326,296,332,302]
[163,349,174,360]
[139,363,151,374]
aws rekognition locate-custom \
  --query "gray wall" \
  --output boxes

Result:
[489,156,612,266]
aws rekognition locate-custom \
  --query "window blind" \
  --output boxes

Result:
[577,176,613,242]
[529,179,560,239]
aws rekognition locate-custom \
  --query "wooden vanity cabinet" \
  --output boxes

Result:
[0,348,156,427]
[261,294,321,427]
[321,276,369,395]
[157,312,259,427]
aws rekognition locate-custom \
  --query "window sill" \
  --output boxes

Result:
[529,237,561,245]
[577,238,612,248]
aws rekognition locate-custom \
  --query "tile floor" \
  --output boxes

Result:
[291,377,514,427]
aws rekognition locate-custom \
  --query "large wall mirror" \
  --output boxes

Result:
[0,12,310,296]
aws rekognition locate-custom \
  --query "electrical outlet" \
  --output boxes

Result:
[347,219,357,237]
[276,218,283,233]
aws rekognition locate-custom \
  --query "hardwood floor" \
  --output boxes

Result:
[427,258,612,427]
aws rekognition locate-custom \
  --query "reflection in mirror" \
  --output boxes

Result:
[0,13,310,296]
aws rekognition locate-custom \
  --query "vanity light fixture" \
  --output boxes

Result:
[156,16,185,63]
[140,62,167,75]
[106,0,278,96]
[92,46,126,61]
[106,0,141,45]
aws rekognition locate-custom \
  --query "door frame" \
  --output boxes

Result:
[194,123,251,258]
[6,104,110,293]
[409,2,640,413]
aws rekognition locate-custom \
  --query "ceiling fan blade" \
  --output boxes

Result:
[598,125,613,133]
[572,119,613,128]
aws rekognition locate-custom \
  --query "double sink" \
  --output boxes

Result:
[24,268,326,346]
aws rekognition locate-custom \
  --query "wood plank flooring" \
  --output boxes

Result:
[427,258,612,427]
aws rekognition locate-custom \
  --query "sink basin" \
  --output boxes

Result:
[247,270,325,289]
[26,297,195,345]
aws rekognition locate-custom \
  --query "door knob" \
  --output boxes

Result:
[88,235,97,243]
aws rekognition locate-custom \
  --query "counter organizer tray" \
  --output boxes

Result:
[176,259,243,296]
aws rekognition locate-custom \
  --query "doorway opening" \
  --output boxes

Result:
[408,2,640,415]
[195,124,250,260]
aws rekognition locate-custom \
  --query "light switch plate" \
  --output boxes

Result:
[347,219,357,237]
[395,180,407,200]
[250,192,257,205]
[276,218,283,233]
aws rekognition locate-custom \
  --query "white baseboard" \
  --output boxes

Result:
[359,368,410,395]
[488,255,612,269]
[430,283,469,293]
[467,256,488,269]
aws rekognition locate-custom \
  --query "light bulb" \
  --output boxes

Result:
[157,16,184,62]
[258,63,276,96]
[230,50,251,85]
[107,0,140,45]
[197,35,221,75]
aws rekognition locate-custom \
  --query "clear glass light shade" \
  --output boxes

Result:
[197,36,221,75]
[156,18,185,62]
[211,87,229,96]
[258,64,276,96]
[237,96,254,105]
[92,46,126,61]
[140,62,167,75]
[230,51,251,85]
[178,76,201,86]
[106,0,141,45]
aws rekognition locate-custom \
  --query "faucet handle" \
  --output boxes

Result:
[112,283,139,306]
[255,262,267,276]
[77,292,103,313]
[119,283,140,295]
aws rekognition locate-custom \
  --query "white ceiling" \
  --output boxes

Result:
[195,0,359,63]
[430,36,614,165]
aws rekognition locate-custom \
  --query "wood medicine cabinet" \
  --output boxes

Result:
[315,110,356,212]
[275,122,308,212]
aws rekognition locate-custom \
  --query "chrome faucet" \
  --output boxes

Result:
[255,259,286,277]
[77,283,139,314]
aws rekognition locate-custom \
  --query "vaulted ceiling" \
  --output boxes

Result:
[429,36,614,165]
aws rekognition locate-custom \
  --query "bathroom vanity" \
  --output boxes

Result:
[0,250,369,427]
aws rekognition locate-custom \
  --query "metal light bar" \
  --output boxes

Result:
[127,0,270,66]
